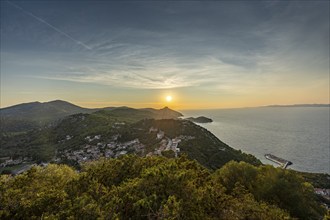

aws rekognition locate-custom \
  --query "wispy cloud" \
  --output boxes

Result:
[5,0,92,50]
[1,0,328,107]
[31,41,252,90]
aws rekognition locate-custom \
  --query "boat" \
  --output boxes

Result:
[265,154,292,169]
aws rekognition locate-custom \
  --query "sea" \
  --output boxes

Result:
[181,107,330,174]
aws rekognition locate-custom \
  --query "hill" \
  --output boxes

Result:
[0,108,260,170]
[143,106,183,119]
[0,100,182,133]
[0,100,96,133]
[94,106,182,123]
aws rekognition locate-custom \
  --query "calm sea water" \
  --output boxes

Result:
[181,107,330,174]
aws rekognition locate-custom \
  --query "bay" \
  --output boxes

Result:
[181,107,330,174]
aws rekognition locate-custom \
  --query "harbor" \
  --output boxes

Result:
[265,154,293,169]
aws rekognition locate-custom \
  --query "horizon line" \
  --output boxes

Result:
[1,99,329,111]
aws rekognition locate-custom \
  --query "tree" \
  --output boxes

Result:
[0,155,323,219]
[214,161,326,220]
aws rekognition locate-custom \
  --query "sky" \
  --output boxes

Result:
[0,0,329,110]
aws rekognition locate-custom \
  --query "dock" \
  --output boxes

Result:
[265,154,292,169]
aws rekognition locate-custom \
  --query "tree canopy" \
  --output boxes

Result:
[0,155,326,219]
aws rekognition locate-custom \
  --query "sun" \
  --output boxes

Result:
[166,95,172,102]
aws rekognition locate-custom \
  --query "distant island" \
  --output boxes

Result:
[186,116,213,123]
[265,104,330,107]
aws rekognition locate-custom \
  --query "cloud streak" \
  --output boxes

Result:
[6,0,92,50]
[32,51,253,91]
[1,1,328,107]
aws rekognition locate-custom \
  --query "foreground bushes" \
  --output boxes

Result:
[0,155,325,219]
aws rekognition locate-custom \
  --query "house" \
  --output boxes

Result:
[149,127,158,133]
[315,188,330,196]
[157,131,165,139]
[105,150,114,158]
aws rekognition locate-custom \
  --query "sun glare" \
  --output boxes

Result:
[166,95,172,102]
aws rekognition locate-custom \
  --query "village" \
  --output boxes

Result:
[58,135,144,164]
[0,118,200,173]
[56,126,195,165]
[0,126,194,173]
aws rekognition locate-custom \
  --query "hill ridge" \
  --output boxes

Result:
[0,100,182,133]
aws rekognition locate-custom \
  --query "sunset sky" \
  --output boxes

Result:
[1,1,329,109]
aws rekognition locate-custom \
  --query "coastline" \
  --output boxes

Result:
[181,107,330,174]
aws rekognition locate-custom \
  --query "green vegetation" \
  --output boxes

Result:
[1,102,328,219]
[0,100,95,133]
[215,161,326,219]
[0,155,326,219]
[0,101,257,169]
[297,171,330,188]
[0,163,30,174]
[0,100,182,133]
[150,119,257,168]
[0,111,260,170]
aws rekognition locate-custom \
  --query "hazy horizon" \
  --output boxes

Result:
[1,1,329,109]
[1,99,329,111]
